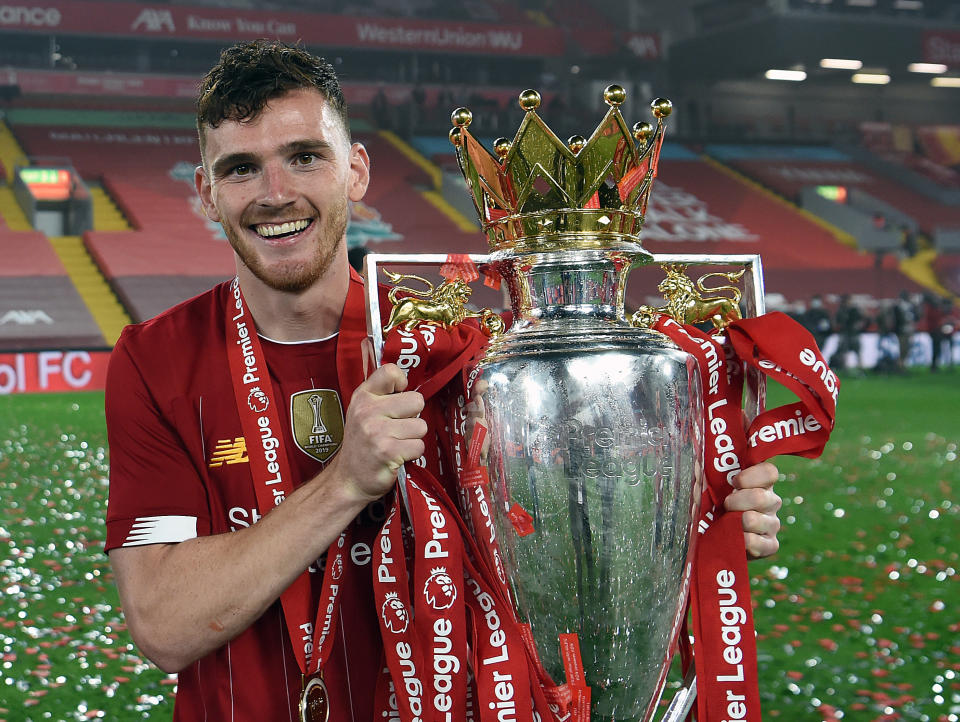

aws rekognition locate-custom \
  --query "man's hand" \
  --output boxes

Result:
[331,362,427,501]
[463,378,489,462]
[724,461,782,560]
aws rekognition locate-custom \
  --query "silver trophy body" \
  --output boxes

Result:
[479,248,702,721]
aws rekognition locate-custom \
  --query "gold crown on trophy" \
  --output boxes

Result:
[449,85,672,253]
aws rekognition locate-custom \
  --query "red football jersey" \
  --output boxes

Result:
[105,279,391,721]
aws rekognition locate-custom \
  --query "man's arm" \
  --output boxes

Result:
[109,364,426,673]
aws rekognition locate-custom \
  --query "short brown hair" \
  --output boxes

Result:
[196,40,349,159]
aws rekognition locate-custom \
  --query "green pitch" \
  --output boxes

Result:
[0,372,957,720]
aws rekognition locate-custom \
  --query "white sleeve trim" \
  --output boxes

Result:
[122,515,198,546]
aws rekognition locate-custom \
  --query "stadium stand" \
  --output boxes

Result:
[708,145,960,235]
[0,0,955,363]
[708,144,960,265]
[628,145,924,304]
[10,118,236,322]
[0,224,107,350]
[414,136,923,304]
[915,125,960,170]
[0,120,111,350]
[935,254,960,297]
[860,121,960,191]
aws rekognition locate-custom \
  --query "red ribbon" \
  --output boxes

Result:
[224,277,351,680]
[374,304,838,722]
[654,312,839,722]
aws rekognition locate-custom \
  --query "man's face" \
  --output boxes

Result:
[195,88,370,293]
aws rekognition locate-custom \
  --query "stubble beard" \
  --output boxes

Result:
[225,200,349,294]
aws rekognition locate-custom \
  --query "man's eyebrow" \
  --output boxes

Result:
[281,138,334,155]
[211,152,256,178]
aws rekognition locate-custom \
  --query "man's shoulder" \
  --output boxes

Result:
[113,281,230,373]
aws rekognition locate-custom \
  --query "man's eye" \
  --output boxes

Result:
[232,165,252,177]
[294,153,316,166]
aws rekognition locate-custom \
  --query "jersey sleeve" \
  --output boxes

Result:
[104,329,211,552]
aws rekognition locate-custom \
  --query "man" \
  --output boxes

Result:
[105,40,782,721]
[831,293,864,372]
[892,290,917,371]
[802,294,832,351]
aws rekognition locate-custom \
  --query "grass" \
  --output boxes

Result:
[0,371,957,721]
[746,371,960,721]
[0,392,175,720]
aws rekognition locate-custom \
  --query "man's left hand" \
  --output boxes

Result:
[724,462,782,560]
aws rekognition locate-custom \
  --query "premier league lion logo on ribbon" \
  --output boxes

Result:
[423,567,457,611]
[246,387,269,413]
[381,592,410,633]
[330,555,343,581]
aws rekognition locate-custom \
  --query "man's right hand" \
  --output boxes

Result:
[331,362,427,502]
[109,361,427,673]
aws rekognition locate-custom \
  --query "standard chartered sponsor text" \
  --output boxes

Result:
[0,5,61,26]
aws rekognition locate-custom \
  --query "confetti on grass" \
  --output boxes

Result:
[0,393,174,720]
[1,372,958,720]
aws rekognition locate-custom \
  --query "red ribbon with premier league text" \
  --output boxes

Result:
[375,316,572,722]
[224,277,352,685]
[654,312,839,722]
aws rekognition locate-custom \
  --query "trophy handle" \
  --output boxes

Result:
[658,665,697,722]
[362,252,495,368]
[647,253,767,421]
[363,251,767,434]
[361,252,495,515]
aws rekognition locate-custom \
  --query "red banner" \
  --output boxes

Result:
[0,350,110,394]
[0,0,565,56]
[923,31,960,68]
[0,67,199,98]
[2,68,558,106]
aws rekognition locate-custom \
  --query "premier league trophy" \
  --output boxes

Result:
[365,86,765,721]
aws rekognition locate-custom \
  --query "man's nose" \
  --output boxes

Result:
[257,164,296,206]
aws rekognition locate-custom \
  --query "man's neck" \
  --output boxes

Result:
[236,263,351,343]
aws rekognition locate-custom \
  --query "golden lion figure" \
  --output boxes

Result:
[383,270,504,337]
[631,264,745,333]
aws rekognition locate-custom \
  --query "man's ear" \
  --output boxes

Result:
[194,165,221,222]
[348,142,371,203]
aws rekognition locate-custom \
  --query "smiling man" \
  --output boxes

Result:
[102,40,783,721]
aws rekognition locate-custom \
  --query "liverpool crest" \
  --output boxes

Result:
[290,389,344,463]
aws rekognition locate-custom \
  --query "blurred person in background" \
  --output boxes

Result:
[786,298,807,325]
[945,301,959,369]
[831,294,865,372]
[924,293,953,372]
[347,244,369,272]
[892,290,917,371]
[874,299,900,374]
[102,39,786,722]
[802,294,832,351]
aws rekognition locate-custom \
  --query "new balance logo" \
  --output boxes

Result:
[208,437,248,467]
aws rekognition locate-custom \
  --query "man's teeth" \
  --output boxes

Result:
[255,220,310,237]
